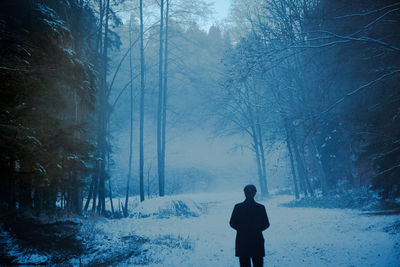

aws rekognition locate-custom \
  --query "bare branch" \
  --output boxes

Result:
[335,2,400,19]
[321,69,400,115]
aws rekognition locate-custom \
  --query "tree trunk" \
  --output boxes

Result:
[284,120,300,199]
[310,135,328,195]
[256,111,269,196]
[108,178,114,215]
[70,170,82,214]
[92,165,98,212]
[33,183,42,216]
[252,138,266,196]
[19,160,33,211]
[245,87,267,196]
[139,0,145,202]
[96,0,110,215]
[157,0,165,197]
[161,0,169,197]
[84,176,94,211]
[250,124,266,197]
[72,88,82,214]
[96,0,104,53]
[299,142,314,197]
[124,18,134,216]
[147,165,151,198]
[7,159,16,212]
[289,126,309,197]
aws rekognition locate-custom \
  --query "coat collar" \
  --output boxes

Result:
[244,198,255,203]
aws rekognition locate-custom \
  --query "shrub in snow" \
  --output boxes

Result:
[130,197,204,218]
[281,188,384,210]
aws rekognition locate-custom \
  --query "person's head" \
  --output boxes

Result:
[244,184,257,199]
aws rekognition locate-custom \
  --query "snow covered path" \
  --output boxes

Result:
[94,193,400,267]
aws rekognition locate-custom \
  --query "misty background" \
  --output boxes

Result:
[1,0,400,265]
[107,0,290,197]
[1,0,400,213]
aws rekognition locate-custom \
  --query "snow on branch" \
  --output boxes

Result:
[316,30,400,52]
[374,146,400,160]
[374,163,400,177]
[0,66,29,72]
[291,39,351,49]
[334,2,400,19]
[321,69,400,115]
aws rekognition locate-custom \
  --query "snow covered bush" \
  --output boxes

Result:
[130,196,205,218]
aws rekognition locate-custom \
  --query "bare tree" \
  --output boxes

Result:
[161,0,170,197]
[124,17,135,216]
[157,0,165,197]
[139,0,145,202]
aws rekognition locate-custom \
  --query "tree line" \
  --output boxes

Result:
[107,1,214,213]
[0,0,213,217]
[215,0,400,199]
[0,0,126,216]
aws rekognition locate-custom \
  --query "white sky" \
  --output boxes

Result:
[207,0,231,20]
[203,0,231,29]
[117,0,232,30]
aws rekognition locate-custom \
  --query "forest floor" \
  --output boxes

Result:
[82,193,400,267]
[2,192,400,266]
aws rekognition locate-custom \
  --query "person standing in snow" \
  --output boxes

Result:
[229,184,270,267]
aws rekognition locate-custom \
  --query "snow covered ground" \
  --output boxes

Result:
[80,193,400,267]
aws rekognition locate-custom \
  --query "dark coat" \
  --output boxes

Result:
[229,198,270,257]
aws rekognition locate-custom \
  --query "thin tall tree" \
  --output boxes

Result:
[97,0,110,215]
[157,0,165,197]
[139,0,145,202]
[124,17,135,215]
[161,0,170,197]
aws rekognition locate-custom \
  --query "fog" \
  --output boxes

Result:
[1,0,399,265]
[106,4,290,196]
[111,123,291,195]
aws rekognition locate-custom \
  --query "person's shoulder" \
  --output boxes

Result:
[234,202,246,208]
[254,201,266,208]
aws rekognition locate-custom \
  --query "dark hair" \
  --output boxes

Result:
[244,184,257,199]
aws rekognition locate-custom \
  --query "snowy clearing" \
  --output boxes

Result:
[77,193,400,267]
